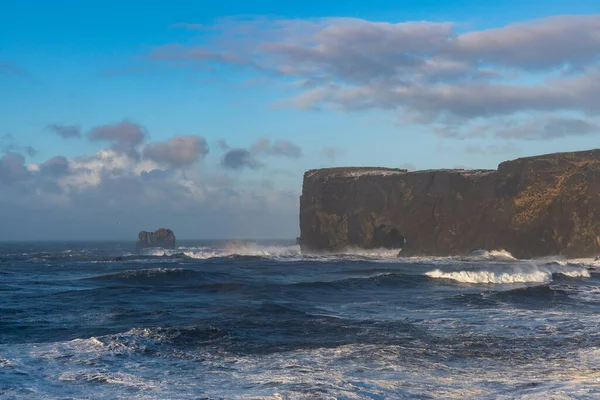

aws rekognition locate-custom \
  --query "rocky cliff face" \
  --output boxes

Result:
[135,229,176,252]
[299,150,600,259]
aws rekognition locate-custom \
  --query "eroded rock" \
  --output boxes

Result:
[299,150,600,259]
[135,229,176,252]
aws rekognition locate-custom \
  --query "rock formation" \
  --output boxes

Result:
[299,149,600,259]
[135,229,176,252]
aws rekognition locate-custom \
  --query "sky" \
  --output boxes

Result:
[2,0,600,240]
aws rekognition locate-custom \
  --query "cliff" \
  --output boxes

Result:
[135,229,176,252]
[299,149,600,259]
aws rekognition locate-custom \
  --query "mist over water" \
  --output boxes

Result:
[1,240,600,399]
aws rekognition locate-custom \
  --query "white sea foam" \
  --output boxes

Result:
[181,243,302,259]
[425,269,552,284]
[469,249,517,261]
[557,269,592,278]
[146,243,405,262]
[425,264,590,284]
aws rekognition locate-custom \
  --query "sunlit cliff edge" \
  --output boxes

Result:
[299,149,600,259]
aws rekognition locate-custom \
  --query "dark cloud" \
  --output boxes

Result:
[47,124,81,139]
[87,120,147,159]
[218,138,302,170]
[40,156,70,176]
[221,149,263,170]
[0,153,29,183]
[251,138,303,158]
[143,135,209,168]
[87,120,146,146]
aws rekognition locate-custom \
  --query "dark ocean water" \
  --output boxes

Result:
[1,241,600,399]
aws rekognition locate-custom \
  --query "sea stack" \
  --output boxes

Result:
[299,149,600,259]
[135,229,176,252]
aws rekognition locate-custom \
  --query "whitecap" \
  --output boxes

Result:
[425,264,591,284]
[425,269,552,284]
[469,249,517,261]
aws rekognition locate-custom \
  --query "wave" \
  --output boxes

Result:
[426,269,551,284]
[289,273,415,290]
[140,243,405,262]
[469,249,517,261]
[86,268,209,285]
[425,265,591,284]
[140,243,302,260]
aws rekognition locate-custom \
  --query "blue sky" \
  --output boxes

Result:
[2,1,600,240]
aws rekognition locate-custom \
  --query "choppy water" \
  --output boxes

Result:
[1,241,600,399]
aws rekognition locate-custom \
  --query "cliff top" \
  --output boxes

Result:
[306,149,600,181]
[305,166,494,180]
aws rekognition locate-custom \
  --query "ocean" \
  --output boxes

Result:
[1,240,600,399]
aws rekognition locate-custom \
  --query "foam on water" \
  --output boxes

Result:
[469,249,518,261]
[4,335,600,399]
[3,241,600,399]
[144,243,405,262]
[426,269,552,284]
[425,264,591,284]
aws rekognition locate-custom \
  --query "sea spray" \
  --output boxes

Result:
[425,269,552,284]
[425,264,590,284]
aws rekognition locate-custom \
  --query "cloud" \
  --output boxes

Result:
[47,124,81,139]
[0,129,299,240]
[0,153,29,183]
[0,134,36,158]
[218,137,302,170]
[251,138,302,158]
[496,117,599,140]
[453,15,600,70]
[441,115,600,140]
[146,15,600,140]
[143,135,209,168]
[40,156,70,176]
[87,120,147,159]
[221,149,262,170]
[87,120,146,146]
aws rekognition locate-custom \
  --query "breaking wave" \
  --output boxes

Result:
[469,249,517,261]
[426,269,552,284]
[425,265,591,284]
[141,243,402,261]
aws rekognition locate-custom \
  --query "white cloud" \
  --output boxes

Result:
[150,15,600,140]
